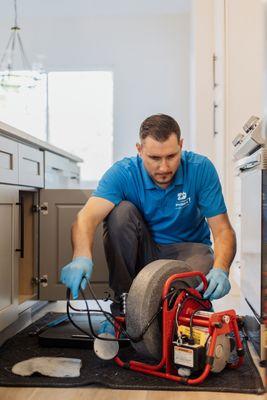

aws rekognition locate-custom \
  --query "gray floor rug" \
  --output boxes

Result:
[0,312,265,394]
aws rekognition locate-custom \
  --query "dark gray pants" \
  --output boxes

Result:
[103,201,214,298]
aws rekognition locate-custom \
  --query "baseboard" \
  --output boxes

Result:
[0,301,48,347]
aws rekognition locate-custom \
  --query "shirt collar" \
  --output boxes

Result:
[172,160,184,186]
[138,153,184,190]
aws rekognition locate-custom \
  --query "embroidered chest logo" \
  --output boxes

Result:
[175,191,191,209]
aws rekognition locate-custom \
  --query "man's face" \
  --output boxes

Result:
[136,133,183,189]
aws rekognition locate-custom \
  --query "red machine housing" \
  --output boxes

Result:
[114,271,244,385]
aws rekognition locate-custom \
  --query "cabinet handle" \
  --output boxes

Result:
[51,166,63,172]
[16,198,24,258]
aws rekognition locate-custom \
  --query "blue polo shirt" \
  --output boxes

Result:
[92,151,226,245]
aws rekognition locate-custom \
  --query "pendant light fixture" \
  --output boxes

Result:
[0,0,43,91]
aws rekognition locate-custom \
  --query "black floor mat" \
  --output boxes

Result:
[0,312,264,394]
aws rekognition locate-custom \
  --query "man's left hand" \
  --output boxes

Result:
[196,267,231,300]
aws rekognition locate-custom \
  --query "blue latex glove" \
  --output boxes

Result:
[60,257,93,300]
[98,319,126,339]
[98,319,115,336]
[196,267,231,300]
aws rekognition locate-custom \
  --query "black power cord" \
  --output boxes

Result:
[65,277,183,344]
[188,296,212,343]
[174,290,212,345]
[66,287,120,342]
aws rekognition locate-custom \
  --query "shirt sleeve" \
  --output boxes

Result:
[197,157,227,218]
[92,162,126,206]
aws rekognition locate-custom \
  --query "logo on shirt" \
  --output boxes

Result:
[177,192,186,201]
[176,191,191,209]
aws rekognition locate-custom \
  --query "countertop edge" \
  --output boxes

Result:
[0,121,83,163]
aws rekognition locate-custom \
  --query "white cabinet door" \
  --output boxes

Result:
[0,185,19,331]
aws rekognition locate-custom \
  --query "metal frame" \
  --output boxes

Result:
[114,271,244,385]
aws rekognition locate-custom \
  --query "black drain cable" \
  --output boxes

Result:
[66,278,182,343]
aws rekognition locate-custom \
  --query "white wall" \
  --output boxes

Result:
[0,1,191,162]
[190,0,265,286]
[224,0,264,284]
[189,0,264,187]
[189,0,215,163]
[225,0,264,210]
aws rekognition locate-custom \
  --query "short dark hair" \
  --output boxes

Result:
[139,114,181,142]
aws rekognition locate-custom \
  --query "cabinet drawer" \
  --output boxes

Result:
[18,144,44,187]
[45,151,69,174]
[68,160,80,187]
[44,151,80,188]
[0,135,19,184]
[44,151,69,188]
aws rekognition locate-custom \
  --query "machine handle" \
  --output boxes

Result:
[162,271,208,298]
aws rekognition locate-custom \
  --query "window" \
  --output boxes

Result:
[0,70,113,182]
[48,71,113,182]
[0,71,47,140]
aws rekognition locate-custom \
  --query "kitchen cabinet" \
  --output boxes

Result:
[18,143,44,188]
[38,189,109,300]
[0,122,109,334]
[44,151,78,189]
[0,136,18,184]
[0,186,19,331]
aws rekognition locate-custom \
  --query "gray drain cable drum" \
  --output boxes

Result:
[126,259,200,359]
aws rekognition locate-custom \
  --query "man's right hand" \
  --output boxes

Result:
[60,257,93,300]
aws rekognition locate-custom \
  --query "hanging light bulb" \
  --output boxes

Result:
[0,0,44,91]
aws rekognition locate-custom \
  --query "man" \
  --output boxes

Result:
[61,114,236,312]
